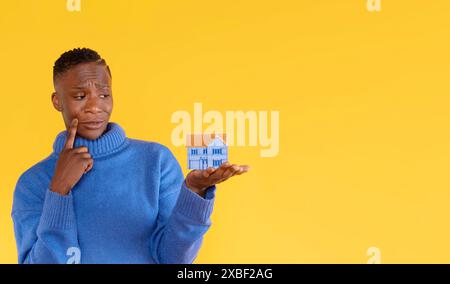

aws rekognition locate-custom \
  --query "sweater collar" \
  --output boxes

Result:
[53,122,128,158]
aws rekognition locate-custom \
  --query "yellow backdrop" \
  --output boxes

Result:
[1,0,450,263]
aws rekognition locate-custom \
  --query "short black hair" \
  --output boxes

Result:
[53,48,111,81]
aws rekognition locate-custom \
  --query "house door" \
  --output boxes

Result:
[200,158,208,170]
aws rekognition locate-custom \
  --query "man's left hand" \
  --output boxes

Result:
[185,162,250,197]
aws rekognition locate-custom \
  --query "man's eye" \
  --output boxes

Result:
[74,95,85,100]
[100,94,110,98]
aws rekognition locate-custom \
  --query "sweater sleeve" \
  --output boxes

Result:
[150,146,216,264]
[11,174,81,264]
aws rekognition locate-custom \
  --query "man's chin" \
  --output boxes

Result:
[77,125,108,140]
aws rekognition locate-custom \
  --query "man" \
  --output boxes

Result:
[11,48,249,264]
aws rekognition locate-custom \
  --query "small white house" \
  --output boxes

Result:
[186,134,228,170]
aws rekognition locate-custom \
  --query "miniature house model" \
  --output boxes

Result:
[186,134,228,170]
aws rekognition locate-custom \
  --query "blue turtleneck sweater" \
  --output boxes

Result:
[11,123,216,264]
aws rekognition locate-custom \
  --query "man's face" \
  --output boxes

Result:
[52,62,113,140]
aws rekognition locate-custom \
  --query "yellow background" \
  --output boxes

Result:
[1,0,450,263]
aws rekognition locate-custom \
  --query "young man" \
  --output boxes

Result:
[11,48,249,264]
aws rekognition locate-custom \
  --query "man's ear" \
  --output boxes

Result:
[51,92,62,112]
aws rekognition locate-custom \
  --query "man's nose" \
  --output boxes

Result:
[83,94,102,113]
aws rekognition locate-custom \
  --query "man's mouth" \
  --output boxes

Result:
[80,120,105,130]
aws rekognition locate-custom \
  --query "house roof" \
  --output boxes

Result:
[186,133,227,147]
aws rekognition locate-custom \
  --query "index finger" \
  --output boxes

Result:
[64,118,78,149]
[235,165,250,175]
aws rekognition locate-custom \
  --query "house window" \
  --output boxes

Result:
[203,148,207,155]
[212,148,222,155]
[191,149,198,155]
[213,159,222,167]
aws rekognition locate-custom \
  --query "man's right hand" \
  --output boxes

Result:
[50,118,94,196]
